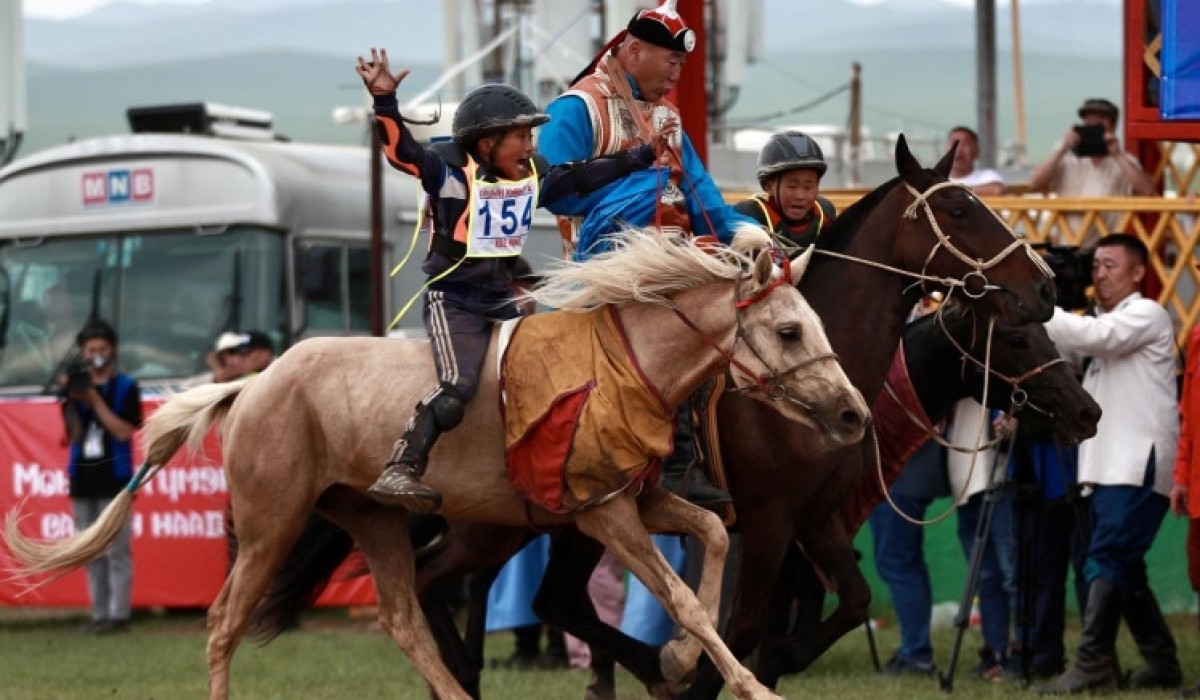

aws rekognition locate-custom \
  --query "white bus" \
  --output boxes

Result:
[0,103,563,395]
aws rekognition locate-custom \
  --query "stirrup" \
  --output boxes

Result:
[367,464,443,513]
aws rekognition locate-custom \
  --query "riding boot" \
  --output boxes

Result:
[1123,585,1182,689]
[659,401,731,510]
[1035,578,1122,695]
[368,401,444,513]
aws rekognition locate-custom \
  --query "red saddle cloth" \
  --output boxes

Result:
[840,342,936,531]
[501,307,675,513]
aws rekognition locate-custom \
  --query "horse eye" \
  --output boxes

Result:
[949,207,966,219]
[778,326,801,343]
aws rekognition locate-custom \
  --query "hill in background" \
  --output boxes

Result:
[18,0,1123,164]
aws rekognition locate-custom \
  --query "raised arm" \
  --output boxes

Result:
[356,47,449,193]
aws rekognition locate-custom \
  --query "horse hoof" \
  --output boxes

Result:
[659,645,696,693]
[583,681,615,700]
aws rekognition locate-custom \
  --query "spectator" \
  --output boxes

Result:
[354,48,661,512]
[734,130,837,248]
[59,318,142,635]
[208,330,275,382]
[945,398,1015,680]
[945,126,1004,196]
[1027,98,1155,248]
[1172,322,1200,697]
[869,439,947,677]
[1036,233,1181,694]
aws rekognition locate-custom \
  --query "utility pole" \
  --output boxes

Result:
[848,62,862,188]
[1010,0,1028,166]
[975,0,997,168]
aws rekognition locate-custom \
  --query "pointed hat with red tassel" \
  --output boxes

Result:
[570,0,695,86]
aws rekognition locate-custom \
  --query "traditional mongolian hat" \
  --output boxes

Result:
[570,0,696,86]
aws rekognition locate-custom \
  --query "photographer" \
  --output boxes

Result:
[1027,98,1155,249]
[59,319,142,635]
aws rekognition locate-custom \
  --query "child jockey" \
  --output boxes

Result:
[735,130,837,249]
[357,48,667,513]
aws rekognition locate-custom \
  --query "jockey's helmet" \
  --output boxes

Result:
[756,131,827,186]
[452,84,550,146]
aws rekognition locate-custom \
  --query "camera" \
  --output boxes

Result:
[1072,124,1107,157]
[62,356,94,396]
[1034,243,1092,311]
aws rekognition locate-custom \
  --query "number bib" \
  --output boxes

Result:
[466,169,538,258]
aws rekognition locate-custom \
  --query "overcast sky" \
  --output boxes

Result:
[22,0,1076,20]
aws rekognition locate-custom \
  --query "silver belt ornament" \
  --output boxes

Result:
[659,181,684,207]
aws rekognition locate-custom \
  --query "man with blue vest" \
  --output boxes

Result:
[60,318,142,635]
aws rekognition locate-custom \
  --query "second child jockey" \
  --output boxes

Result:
[357,48,667,513]
[734,130,837,249]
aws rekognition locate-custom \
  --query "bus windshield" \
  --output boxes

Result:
[0,226,285,391]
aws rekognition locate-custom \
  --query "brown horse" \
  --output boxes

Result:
[746,303,1100,691]
[229,137,1063,698]
[3,230,870,700]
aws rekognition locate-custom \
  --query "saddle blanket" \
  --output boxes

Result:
[840,342,935,531]
[501,306,675,513]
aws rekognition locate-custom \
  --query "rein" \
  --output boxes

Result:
[873,310,1004,527]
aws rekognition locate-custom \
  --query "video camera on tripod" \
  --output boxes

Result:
[1033,243,1094,312]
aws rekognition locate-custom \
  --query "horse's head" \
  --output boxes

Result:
[941,305,1101,444]
[892,135,1056,324]
[730,245,870,447]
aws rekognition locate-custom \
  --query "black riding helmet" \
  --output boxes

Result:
[756,131,827,187]
[452,84,550,151]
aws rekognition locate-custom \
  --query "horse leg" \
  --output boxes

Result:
[205,502,311,700]
[633,488,729,687]
[533,529,668,698]
[575,495,780,700]
[323,500,474,700]
[767,528,872,676]
[677,502,794,700]
[416,524,531,696]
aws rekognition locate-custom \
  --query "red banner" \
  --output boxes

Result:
[0,396,375,608]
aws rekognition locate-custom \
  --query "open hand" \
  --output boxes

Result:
[356,47,409,96]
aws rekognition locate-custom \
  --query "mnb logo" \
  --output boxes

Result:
[82,168,155,206]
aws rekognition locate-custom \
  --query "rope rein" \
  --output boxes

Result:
[874,312,1000,527]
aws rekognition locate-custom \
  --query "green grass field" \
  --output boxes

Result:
[2,606,1198,699]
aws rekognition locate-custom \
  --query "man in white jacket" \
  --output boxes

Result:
[1036,233,1181,694]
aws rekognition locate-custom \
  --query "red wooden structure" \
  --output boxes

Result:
[1123,0,1200,190]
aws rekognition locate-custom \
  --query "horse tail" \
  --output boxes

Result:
[246,513,355,643]
[3,380,247,580]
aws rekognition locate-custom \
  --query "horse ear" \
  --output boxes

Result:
[894,134,922,180]
[933,140,958,177]
[752,249,774,287]
[790,244,815,282]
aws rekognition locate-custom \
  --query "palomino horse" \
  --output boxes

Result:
[228,137,1063,698]
[4,230,870,700]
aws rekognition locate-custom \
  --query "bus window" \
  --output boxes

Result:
[0,238,117,389]
[0,227,285,390]
[299,243,370,334]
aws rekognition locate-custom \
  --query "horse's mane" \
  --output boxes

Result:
[531,228,750,310]
[816,167,943,252]
[815,176,900,252]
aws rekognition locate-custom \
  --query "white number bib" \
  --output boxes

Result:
[467,172,538,258]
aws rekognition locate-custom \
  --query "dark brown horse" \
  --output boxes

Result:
[237,136,1061,698]
[744,304,1100,692]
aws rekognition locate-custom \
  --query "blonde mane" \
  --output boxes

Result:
[530,229,752,310]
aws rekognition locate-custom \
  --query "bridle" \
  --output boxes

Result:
[667,250,840,431]
[936,309,1065,418]
[801,179,1054,301]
